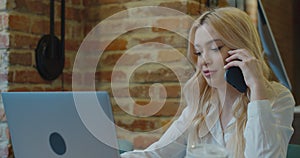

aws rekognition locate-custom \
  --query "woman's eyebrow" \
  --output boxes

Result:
[205,39,222,46]
[194,39,222,49]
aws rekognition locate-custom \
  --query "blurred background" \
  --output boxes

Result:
[0,0,299,157]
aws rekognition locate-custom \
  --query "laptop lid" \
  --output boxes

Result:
[2,91,120,158]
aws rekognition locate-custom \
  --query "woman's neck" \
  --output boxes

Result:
[216,84,241,129]
[217,83,240,108]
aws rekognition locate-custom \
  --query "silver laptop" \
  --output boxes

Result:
[2,91,120,158]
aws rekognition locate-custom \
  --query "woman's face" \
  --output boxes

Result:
[193,24,231,88]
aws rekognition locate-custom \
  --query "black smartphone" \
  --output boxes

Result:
[224,67,247,93]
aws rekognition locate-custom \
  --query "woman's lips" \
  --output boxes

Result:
[203,70,216,77]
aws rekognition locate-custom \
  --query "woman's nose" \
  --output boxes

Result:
[197,54,211,68]
[201,52,212,65]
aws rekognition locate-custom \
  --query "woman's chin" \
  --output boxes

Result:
[205,79,226,89]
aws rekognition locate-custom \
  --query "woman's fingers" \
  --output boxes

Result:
[224,60,241,69]
[226,49,250,62]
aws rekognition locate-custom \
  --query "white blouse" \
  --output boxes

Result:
[121,82,295,158]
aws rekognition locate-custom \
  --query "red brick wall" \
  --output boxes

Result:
[0,0,85,156]
[0,0,203,153]
[6,0,84,91]
[0,0,9,156]
[83,0,201,149]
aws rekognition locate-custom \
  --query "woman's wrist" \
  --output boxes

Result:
[249,79,269,101]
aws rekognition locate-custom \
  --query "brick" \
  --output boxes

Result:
[157,49,185,63]
[100,52,123,66]
[0,74,7,83]
[9,51,32,66]
[163,84,181,98]
[137,34,187,48]
[12,69,51,84]
[54,21,62,36]
[31,86,49,91]
[110,86,128,97]
[72,55,99,70]
[129,85,151,98]
[64,54,73,69]
[44,86,64,91]
[112,102,131,115]
[65,7,84,22]
[133,135,159,149]
[8,85,44,92]
[8,13,31,32]
[7,71,13,82]
[31,18,49,34]
[116,117,156,132]
[127,6,170,18]
[77,38,103,53]
[62,72,73,85]
[93,18,143,35]
[187,1,200,15]
[83,0,101,6]
[8,86,30,91]
[63,71,94,90]
[69,24,84,40]
[131,66,178,82]
[111,83,182,99]
[83,22,95,35]
[84,6,101,22]
[6,0,15,10]
[131,65,193,83]
[95,70,127,82]
[100,51,153,66]
[9,33,40,49]
[0,13,9,31]
[8,84,63,92]
[85,5,127,21]
[105,38,128,51]
[15,0,49,15]
[134,100,181,117]
[62,84,72,91]
[71,0,82,5]
[65,39,81,51]
[159,1,187,13]
[154,17,181,32]
[152,16,193,33]
[83,0,133,6]
[82,72,97,86]
[218,0,229,7]
[63,71,84,86]
[0,32,9,48]
[151,27,167,33]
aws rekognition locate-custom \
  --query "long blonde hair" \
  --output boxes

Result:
[184,7,273,158]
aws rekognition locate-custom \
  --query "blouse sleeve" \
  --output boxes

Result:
[121,106,196,158]
[244,85,295,158]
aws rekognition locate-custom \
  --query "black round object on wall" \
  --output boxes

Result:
[49,132,67,155]
[35,34,64,81]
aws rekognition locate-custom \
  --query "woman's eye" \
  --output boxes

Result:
[193,51,202,56]
[211,46,224,52]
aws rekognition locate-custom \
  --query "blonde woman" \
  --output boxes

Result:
[121,7,295,158]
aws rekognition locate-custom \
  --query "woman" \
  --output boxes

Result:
[121,7,295,158]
